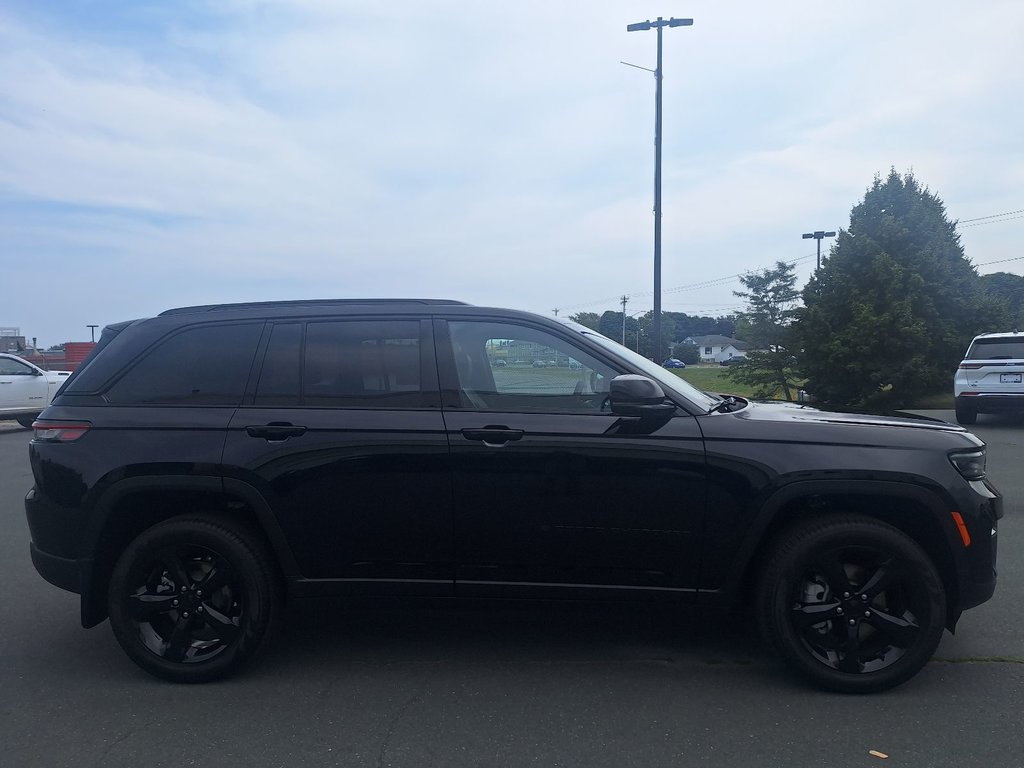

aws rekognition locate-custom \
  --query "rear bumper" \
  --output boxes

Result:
[956,394,1024,414]
[26,487,106,627]
[29,542,81,594]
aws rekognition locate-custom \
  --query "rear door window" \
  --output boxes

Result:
[253,320,427,408]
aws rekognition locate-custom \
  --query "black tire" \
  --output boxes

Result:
[107,515,280,683]
[758,515,946,693]
[955,403,977,425]
[16,414,37,429]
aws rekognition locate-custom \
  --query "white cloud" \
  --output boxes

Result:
[0,1,1021,345]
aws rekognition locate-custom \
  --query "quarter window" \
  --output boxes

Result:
[106,324,262,405]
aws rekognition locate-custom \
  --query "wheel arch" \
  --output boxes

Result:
[715,480,961,628]
[79,476,300,628]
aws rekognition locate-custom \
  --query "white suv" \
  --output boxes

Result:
[954,332,1024,424]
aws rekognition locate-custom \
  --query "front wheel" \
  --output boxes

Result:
[107,515,280,683]
[758,515,946,693]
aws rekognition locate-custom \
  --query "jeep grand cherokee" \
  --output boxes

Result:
[25,299,1001,692]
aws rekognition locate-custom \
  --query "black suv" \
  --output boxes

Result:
[25,300,1001,692]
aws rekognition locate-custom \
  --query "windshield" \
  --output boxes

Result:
[566,324,721,411]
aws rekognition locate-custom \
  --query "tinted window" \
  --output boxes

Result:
[967,338,1024,360]
[303,321,423,407]
[254,323,303,406]
[106,324,262,405]
[447,321,618,412]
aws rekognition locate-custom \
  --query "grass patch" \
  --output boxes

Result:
[670,366,761,398]
[670,367,953,409]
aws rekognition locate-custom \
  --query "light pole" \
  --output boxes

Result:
[620,295,629,345]
[802,230,836,271]
[627,16,692,362]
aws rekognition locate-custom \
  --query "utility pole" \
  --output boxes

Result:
[620,295,629,346]
[626,16,693,362]
[87,325,98,342]
[552,308,559,317]
[802,230,836,271]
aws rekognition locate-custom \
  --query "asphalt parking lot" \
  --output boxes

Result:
[1,413,1021,768]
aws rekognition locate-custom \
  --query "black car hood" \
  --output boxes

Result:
[740,400,968,434]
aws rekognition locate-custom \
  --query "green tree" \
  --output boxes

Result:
[663,312,737,342]
[795,170,1007,409]
[726,260,801,399]
[670,341,700,365]
[568,312,601,331]
[979,272,1024,329]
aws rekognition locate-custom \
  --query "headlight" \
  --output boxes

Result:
[949,449,986,480]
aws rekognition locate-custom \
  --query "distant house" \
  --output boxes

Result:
[682,335,749,364]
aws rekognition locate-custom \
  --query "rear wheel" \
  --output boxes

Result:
[955,402,977,425]
[107,515,279,683]
[16,414,37,429]
[758,515,946,693]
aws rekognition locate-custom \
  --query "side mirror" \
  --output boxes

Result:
[609,375,677,418]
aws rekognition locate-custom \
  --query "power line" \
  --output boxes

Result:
[558,208,1022,317]
[976,255,1024,267]
[959,208,1024,223]
[961,213,1024,229]
[560,253,817,312]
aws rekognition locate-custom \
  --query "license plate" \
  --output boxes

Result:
[1000,373,1023,383]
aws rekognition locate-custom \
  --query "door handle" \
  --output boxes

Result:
[245,423,307,441]
[461,427,524,446]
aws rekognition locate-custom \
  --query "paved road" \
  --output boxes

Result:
[1,414,1021,768]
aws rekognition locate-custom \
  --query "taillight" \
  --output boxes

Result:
[32,421,91,442]
[958,363,984,369]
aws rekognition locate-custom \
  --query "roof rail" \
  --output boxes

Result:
[159,299,470,316]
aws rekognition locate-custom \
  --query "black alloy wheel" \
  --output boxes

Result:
[758,515,946,693]
[108,516,279,683]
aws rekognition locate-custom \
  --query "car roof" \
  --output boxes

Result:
[970,331,1024,341]
[159,298,470,316]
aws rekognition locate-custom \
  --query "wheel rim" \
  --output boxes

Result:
[788,545,930,674]
[124,544,243,664]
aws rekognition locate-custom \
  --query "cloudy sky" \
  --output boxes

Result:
[2,0,1022,347]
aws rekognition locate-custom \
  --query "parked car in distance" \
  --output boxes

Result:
[719,357,745,366]
[662,358,686,369]
[954,331,1024,424]
[490,359,507,367]
[0,353,72,427]
[25,299,1001,693]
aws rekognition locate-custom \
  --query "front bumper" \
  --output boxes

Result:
[952,478,1001,612]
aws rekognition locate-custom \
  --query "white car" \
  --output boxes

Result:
[954,331,1024,425]
[0,353,73,428]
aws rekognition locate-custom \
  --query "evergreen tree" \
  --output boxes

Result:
[727,261,801,399]
[795,170,1006,409]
